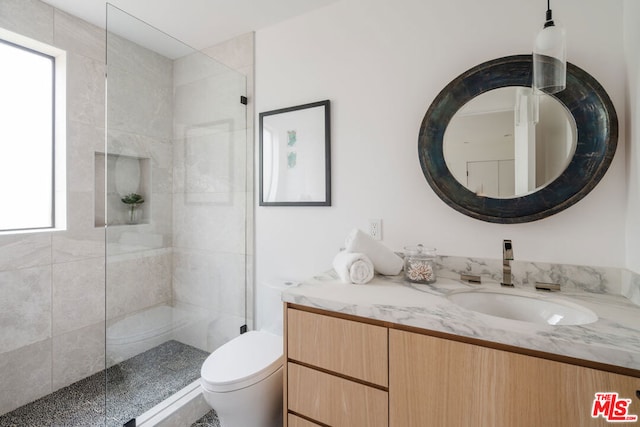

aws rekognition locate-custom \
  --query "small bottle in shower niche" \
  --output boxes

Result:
[403,244,437,284]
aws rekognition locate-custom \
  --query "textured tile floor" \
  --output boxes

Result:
[191,410,220,427]
[0,340,217,427]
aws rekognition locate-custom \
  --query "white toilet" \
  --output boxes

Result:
[200,330,283,427]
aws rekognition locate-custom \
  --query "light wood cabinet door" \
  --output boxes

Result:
[288,414,321,427]
[288,362,388,427]
[287,308,388,386]
[389,330,640,427]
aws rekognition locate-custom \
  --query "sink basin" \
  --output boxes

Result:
[447,288,598,326]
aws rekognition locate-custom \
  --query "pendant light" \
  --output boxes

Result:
[533,0,566,94]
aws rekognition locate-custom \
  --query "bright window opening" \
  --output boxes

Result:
[0,34,65,233]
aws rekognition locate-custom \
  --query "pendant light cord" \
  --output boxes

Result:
[544,0,554,28]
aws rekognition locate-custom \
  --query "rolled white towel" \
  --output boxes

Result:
[344,228,403,275]
[332,251,375,284]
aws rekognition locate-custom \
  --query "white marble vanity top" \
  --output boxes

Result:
[282,271,640,373]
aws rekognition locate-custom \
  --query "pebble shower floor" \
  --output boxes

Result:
[0,340,219,427]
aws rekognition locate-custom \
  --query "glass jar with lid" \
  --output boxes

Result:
[403,244,437,284]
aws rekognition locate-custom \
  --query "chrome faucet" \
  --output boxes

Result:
[501,239,514,287]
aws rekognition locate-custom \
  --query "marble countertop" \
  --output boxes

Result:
[282,272,640,373]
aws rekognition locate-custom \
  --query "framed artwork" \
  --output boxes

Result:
[259,100,331,206]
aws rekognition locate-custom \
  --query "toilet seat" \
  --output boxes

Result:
[201,330,283,393]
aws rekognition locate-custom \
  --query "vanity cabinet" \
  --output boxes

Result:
[287,413,324,427]
[389,330,639,427]
[285,308,388,427]
[284,305,640,427]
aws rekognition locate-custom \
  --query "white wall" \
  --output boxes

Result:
[254,0,627,330]
[624,0,640,273]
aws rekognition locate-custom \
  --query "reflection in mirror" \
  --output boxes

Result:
[418,55,618,223]
[443,87,576,198]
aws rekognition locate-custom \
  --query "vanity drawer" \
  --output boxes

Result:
[288,414,322,427]
[288,363,388,427]
[287,308,388,386]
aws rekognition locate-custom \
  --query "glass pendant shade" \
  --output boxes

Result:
[533,20,566,94]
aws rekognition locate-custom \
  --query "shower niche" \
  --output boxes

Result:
[95,152,151,226]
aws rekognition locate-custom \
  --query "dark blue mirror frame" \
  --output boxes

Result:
[418,54,618,224]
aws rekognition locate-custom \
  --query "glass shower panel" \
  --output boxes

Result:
[105,5,247,425]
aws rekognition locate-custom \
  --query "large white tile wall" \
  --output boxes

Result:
[103,17,176,372]
[0,0,107,415]
[0,0,256,415]
[171,33,255,352]
[0,0,175,415]
[203,32,256,334]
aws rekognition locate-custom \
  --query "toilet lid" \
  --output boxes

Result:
[201,330,283,392]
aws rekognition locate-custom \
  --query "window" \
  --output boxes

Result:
[0,34,65,233]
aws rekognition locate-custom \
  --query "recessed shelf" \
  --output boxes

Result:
[95,153,151,227]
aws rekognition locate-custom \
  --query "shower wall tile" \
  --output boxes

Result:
[246,191,255,256]
[172,128,248,195]
[217,253,247,319]
[67,52,106,128]
[172,192,247,254]
[66,190,96,230]
[53,8,105,62]
[0,339,52,416]
[171,32,255,339]
[52,322,105,390]
[0,18,256,415]
[67,120,104,193]
[106,129,173,195]
[106,250,172,320]
[174,71,245,129]
[245,253,255,329]
[107,32,174,83]
[107,128,172,158]
[107,63,173,140]
[0,233,51,271]
[0,0,54,45]
[172,249,246,318]
[171,136,186,194]
[173,49,232,87]
[52,191,105,263]
[201,32,254,71]
[102,132,174,246]
[52,227,105,263]
[106,228,169,256]
[0,4,109,416]
[238,64,254,96]
[152,156,174,195]
[172,249,219,309]
[102,206,173,255]
[150,193,174,243]
[0,266,51,354]
[52,258,105,336]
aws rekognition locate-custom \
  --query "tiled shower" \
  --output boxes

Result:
[0,1,253,424]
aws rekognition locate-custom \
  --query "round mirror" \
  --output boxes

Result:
[444,87,576,199]
[419,55,617,223]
